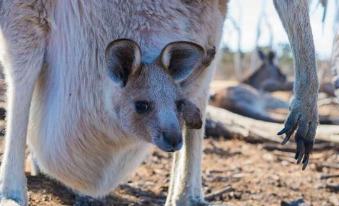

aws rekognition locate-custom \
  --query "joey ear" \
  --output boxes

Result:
[160,41,205,83]
[182,99,203,129]
[105,39,142,87]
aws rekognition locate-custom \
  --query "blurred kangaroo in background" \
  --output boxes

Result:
[0,0,318,206]
[243,49,291,91]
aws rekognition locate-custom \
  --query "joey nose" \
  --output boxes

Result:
[162,131,183,152]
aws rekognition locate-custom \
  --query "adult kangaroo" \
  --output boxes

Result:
[0,0,318,205]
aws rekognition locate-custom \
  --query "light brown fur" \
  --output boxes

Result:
[0,0,318,206]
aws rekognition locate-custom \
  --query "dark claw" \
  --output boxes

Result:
[295,151,299,161]
[278,115,300,145]
[277,127,289,136]
[281,136,290,145]
[279,105,316,170]
[297,154,303,164]
[295,136,305,164]
[302,154,308,164]
[278,126,293,145]
[296,146,304,164]
[295,143,300,160]
[302,142,313,170]
[278,124,297,145]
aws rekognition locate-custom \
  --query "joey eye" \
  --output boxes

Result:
[176,100,185,112]
[135,101,150,114]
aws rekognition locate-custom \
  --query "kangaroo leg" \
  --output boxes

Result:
[0,1,48,205]
[273,0,319,170]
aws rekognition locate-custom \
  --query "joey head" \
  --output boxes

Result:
[105,39,215,152]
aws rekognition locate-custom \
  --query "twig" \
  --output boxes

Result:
[321,184,339,191]
[320,174,339,180]
[205,186,233,201]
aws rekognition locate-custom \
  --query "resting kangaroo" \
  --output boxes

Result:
[0,0,318,206]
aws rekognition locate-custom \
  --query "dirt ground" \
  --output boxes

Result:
[2,135,339,206]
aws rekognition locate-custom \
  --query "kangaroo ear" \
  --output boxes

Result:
[160,41,205,83]
[105,39,142,87]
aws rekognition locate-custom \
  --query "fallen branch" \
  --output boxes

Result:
[206,106,339,144]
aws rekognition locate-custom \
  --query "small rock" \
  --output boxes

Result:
[263,153,275,162]
[281,160,289,166]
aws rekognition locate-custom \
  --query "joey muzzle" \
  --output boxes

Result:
[160,130,183,152]
[154,125,183,152]
[156,100,202,152]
